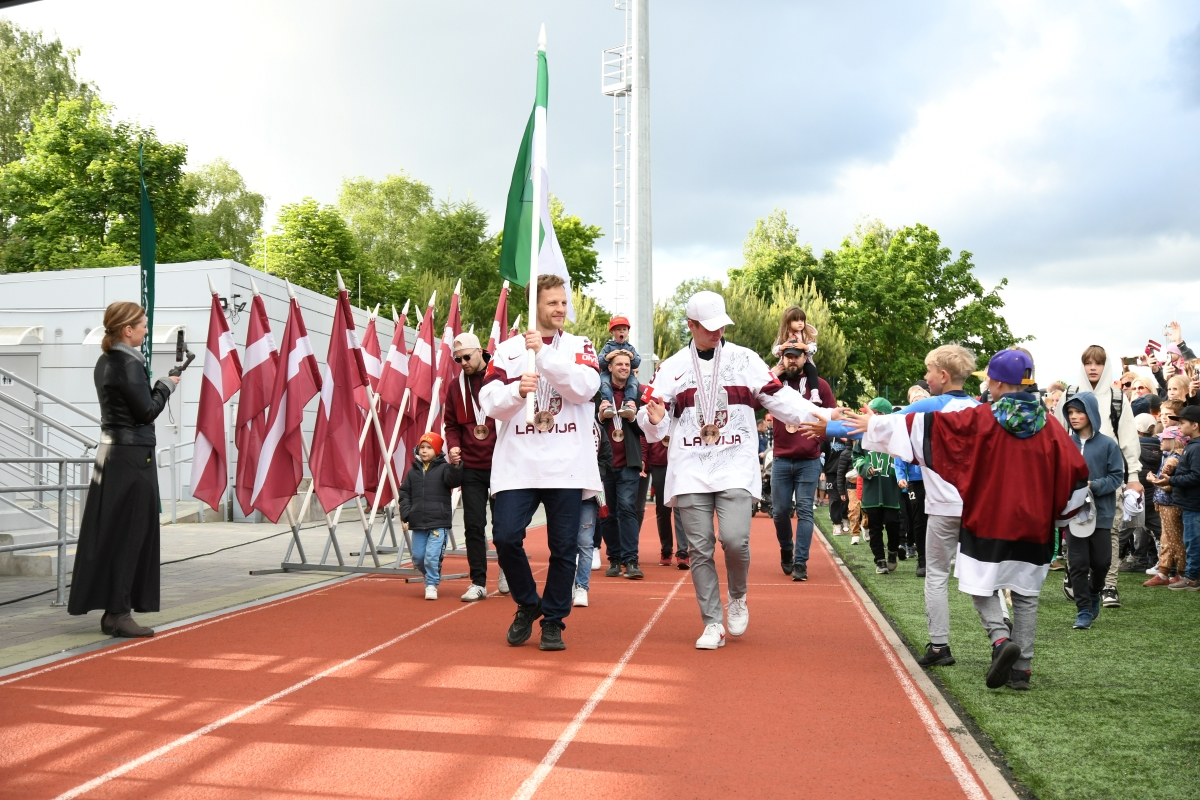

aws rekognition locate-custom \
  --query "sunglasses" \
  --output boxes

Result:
[1121,382,1132,389]
[452,352,477,364]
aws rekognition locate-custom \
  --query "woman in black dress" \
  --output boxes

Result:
[68,302,179,637]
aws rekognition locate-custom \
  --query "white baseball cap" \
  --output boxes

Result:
[452,332,481,351]
[685,290,735,331]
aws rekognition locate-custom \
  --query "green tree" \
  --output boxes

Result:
[338,172,433,277]
[185,158,263,264]
[549,195,603,288]
[405,199,502,331]
[728,208,828,300]
[720,278,776,359]
[563,286,611,351]
[0,97,199,272]
[253,197,383,305]
[654,300,684,366]
[0,20,96,166]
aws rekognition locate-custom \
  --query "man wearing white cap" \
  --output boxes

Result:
[637,291,838,649]
[444,331,501,602]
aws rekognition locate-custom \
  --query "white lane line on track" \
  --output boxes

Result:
[0,579,362,688]
[818,538,988,800]
[51,595,491,800]
[511,574,688,800]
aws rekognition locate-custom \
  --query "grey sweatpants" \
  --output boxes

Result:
[973,591,1038,672]
[676,489,753,626]
[924,514,961,645]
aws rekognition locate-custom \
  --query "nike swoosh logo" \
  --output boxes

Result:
[508,354,524,361]
[674,372,686,381]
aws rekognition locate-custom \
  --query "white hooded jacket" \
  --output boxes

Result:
[1053,354,1141,482]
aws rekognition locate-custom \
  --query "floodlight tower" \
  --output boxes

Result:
[602,0,653,379]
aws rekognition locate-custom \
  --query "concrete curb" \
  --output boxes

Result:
[816,527,1019,800]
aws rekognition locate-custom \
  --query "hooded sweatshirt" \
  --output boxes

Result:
[1053,355,1142,482]
[1062,394,1125,530]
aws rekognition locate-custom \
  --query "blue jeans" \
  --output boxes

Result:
[600,372,640,405]
[772,456,823,565]
[575,499,599,591]
[1183,509,1200,580]
[601,465,643,564]
[410,528,449,586]
[493,488,583,629]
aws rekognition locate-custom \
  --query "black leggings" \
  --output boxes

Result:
[1067,529,1112,611]
[865,506,901,562]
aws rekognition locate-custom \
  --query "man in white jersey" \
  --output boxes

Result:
[480,275,602,652]
[637,291,836,650]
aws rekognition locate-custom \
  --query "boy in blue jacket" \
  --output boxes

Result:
[1063,393,1125,629]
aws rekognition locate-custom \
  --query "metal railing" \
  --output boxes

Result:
[157,441,202,524]
[0,457,92,606]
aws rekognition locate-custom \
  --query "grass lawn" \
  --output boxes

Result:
[815,507,1200,800]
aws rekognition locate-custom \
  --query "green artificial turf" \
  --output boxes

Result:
[816,507,1200,800]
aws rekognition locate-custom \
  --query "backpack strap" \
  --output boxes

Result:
[1110,392,1123,435]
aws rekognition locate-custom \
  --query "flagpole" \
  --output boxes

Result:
[524,25,546,428]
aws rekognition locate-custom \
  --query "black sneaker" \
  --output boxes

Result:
[906,545,918,560]
[886,553,898,572]
[781,549,794,576]
[1062,576,1074,601]
[915,566,927,578]
[875,560,889,574]
[986,639,1022,689]
[1101,587,1121,608]
[1007,668,1031,691]
[792,563,808,582]
[916,643,955,668]
[605,561,623,578]
[506,602,543,646]
[624,561,644,580]
[539,623,566,651]
[896,547,907,561]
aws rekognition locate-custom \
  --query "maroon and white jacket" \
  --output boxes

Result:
[636,341,832,505]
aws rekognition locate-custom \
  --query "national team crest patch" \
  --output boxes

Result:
[715,409,729,428]
[548,395,563,415]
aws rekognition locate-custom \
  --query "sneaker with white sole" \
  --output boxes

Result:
[573,586,589,607]
[591,550,601,571]
[461,584,487,602]
[497,570,509,594]
[695,623,726,649]
[841,521,850,533]
[726,596,749,636]
[850,535,860,545]
[424,585,438,601]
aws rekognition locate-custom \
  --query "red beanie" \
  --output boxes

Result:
[418,432,444,452]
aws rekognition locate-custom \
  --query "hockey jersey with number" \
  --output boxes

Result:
[636,341,833,506]
[480,330,603,496]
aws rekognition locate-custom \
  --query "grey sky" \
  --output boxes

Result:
[7,0,1200,382]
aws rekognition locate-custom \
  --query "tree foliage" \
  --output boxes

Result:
[0,20,95,166]
[767,274,848,388]
[338,172,433,278]
[184,158,263,264]
[563,286,611,350]
[549,195,603,289]
[727,208,826,300]
[0,97,205,272]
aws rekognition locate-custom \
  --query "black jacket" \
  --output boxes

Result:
[95,344,174,446]
[399,455,462,530]
[834,444,853,497]
[596,418,613,483]
[1168,438,1200,512]
[1139,435,1162,489]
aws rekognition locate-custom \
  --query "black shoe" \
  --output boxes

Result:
[986,639,1022,689]
[896,547,907,561]
[915,566,927,578]
[1062,576,1074,601]
[875,560,889,574]
[1005,617,1014,636]
[605,561,623,577]
[624,561,644,580]
[1007,668,1031,690]
[1118,558,1148,573]
[1101,587,1121,608]
[887,553,898,572]
[906,545,918,560]
[506,602,544,646]
[792,563,808,582]
[539,623,566,651]
[781,548,794,576]
[916,642,955,668]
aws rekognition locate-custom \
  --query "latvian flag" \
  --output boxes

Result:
[192,289,242,511]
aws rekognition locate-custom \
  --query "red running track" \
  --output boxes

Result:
[0,514,990,799]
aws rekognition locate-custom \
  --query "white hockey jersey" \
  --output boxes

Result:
[480,331,603,496]
[636,341,833,505]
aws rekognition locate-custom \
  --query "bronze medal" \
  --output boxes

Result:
[611,427,625,442]
[534,410,555,432]
[473,424,489,440]
[700,423,721,445]
[786,424,800,434]
[662,435,670,447]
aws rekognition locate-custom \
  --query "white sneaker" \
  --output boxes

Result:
[841,521,850,532]
[726,596,749,636]
[497,569,509,594]
[460,584,487,602]
[1146,565,1159,575]
[573,586,589,607]
[424,585,438,601]
[695,623,726,650]
[850,535,860,545]
[591,550,601,571]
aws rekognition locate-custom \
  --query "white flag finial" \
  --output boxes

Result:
[538,23,546,51]
[285,278,296,299]
[370,303,380,321]
[453,278,462,295]
[336,271,346,292]
[207,275,218,296]
[392,304,400,324]
[249,276,260,297]
[427,290,437,308]
[502,279,510,290]
[401,299,411,316]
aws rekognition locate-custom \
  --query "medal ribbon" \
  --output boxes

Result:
[535,332,561,414]
[460,371,484,425]
[688,340,723,429]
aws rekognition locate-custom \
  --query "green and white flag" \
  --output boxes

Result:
[499,25,574,320]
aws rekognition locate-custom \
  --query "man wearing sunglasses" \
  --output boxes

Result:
[444,332,500,602]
